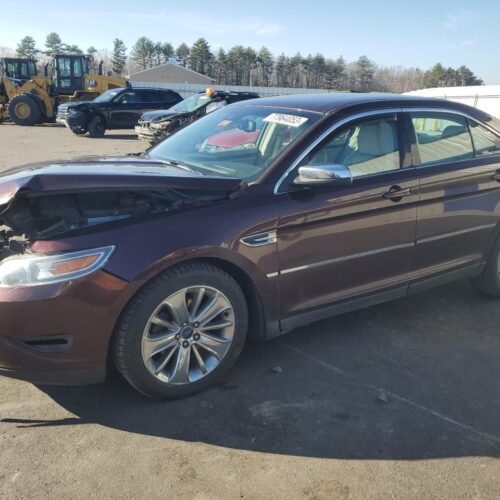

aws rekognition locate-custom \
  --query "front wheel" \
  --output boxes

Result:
[113,262,248,399]
[8,94,41,126]
[87,115,106,137]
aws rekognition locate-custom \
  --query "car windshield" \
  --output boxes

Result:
[169,93,212,113]
[148,105,321,181]
[93,89,122,103]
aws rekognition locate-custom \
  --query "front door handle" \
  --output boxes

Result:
[492,170,500,182]
[383,186,412,201]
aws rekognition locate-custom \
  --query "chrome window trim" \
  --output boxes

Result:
[273,108,402,194]
[273,105,500,194]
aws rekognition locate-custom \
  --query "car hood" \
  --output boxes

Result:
[140,110,185,122]
[60,101,94,110]
[0,156,242,206]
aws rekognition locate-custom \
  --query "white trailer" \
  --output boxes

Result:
[405,85,500,119]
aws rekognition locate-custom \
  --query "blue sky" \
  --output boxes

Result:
[1,0,497,83]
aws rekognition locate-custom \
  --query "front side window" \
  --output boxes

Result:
[410,112,473,166]
[148,105,320,181]
[115,92,136,104]
[303,116,400,178]
[469,121,500,157]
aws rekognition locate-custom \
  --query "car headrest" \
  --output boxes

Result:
[357,121,396,156]
[442,125,467,139]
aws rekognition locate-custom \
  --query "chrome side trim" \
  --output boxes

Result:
[417,224,496,244]
[266,272,279,279]
[240,231,277,247]
[279,242,415,276]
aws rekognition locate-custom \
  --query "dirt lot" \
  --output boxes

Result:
[1,123,500,499]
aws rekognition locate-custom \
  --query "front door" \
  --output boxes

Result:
[110,90,139,128]
[275,112,418,326]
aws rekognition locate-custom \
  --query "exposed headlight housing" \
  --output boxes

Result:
[151,120,169,130]
[0,246,115,287]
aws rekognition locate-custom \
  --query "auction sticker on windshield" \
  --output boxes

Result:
[263,113,308,128]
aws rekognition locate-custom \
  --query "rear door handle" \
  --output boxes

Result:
[492,170,500,182]
[383,186,412,201]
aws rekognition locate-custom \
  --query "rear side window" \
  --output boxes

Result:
[135,90,162,103]
[469,121,500,157]
[160,91,180,103]
[410,112,473,166]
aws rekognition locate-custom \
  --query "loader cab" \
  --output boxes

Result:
[52,55,89,95]
[1,58,38,81]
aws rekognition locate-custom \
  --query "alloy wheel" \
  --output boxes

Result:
[141,286,235,385]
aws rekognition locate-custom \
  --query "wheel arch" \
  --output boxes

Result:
[106,256,270,371]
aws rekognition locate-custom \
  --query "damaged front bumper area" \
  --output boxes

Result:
[0,270,129,384]
[135,121,167,143]
[56,109,88,132]
[0,159,242,385]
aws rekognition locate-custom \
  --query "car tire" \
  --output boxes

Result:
[8,94,41,126]
[472,233,500,297]
[87,115,106,137]
[113,262,249,399]
[70,126,88,135]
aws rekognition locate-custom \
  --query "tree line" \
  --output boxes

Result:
[11,33,484,93]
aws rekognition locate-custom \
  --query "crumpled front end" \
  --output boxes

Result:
[0,159,242,384]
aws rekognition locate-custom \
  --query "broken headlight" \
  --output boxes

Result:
[151,121,169,130]
[0,246,115,287]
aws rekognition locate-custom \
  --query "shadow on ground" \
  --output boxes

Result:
[4,281,500,460]
[93,134,139,140]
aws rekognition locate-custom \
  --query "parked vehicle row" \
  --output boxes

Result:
[2,93,500,399]
[57,87,183,137]
[135,89,260,144]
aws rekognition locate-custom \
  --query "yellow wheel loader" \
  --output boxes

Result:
[0,55,126,125]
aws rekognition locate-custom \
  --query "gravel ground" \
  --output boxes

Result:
[0,123,499,499]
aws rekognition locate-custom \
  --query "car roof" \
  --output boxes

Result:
[129,87,178,92]
[233,92,486,117]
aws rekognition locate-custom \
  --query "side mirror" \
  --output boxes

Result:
[293,164,352,186]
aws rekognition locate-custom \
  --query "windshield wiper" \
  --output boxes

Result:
[128,152,197,172]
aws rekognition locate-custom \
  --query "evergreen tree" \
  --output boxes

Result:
[162,42,174,63]
[256,47,273,86]
[16,36,38,59]
[111,39,127,74]
[87,46,97,59]
[176,43,190,66]
[153,42,163,66]
[45,32,63,56]
[355,55,375,91]
[188,38,212,75]
[63,44,83,55]
[130,37,155,70]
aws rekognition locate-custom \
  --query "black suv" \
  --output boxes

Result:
[56,87,183,137]
[135,88,259,144]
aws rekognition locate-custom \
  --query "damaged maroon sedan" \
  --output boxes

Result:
[2,93,500,399]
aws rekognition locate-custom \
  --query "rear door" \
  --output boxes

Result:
[275,111,419,324]
[408,110,500,288]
